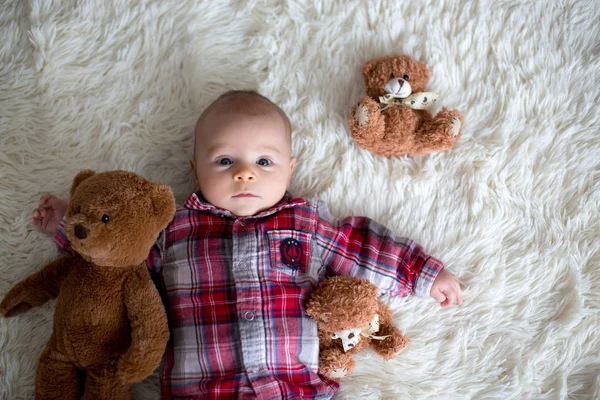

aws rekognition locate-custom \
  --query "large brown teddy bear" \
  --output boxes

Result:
[349,54,463,157]
[0,170,175,400]
[306,276,409,380]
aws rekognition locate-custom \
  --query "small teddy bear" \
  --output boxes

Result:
[0,170,175,400]
[306,276,409,380]
[349,54,463,157]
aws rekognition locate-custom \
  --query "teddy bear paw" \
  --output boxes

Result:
[353,103,369,128]
[450,116,461,137]
[329,367,349,379]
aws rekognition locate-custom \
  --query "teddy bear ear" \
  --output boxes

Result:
[150,182,176,231]
[70,169,96,198]
[361,60,380,77]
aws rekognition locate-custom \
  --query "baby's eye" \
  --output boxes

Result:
[257,158,272,166]
[218,158,233,165]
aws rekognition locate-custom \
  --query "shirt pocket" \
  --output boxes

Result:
[266,230,312,276]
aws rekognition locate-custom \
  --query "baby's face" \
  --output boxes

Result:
[192,112,295,217]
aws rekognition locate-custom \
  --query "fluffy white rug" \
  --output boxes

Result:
[1,0,599,398]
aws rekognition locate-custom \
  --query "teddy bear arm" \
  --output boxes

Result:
[118,266,169,383]
[319,345,356,381]
[0,256,75,317]
[370,301,409,360]
[411,108,463,155]
[349,96,387,146]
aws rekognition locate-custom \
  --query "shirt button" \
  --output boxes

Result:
[239,220,246,226]
[244,311,255,321]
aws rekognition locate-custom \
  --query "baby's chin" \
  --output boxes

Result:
[222,199,280,217]
[227,203,271,217]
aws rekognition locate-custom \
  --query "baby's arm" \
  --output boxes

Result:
[430,270,463,307]
[29,193,73,255]
[316,201,462,306]
[30,194,68,234]
[34,193,166,274]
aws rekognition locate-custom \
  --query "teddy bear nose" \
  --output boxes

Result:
[74,224,88,239]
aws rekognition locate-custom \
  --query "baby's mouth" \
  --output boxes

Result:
[232,193,259,198]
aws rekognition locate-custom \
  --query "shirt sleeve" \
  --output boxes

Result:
[53,217,75,256]
[315,200,444,298]
[53,217,165,276]
[146,229,166,276]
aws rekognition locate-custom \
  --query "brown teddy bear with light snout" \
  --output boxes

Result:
[0,170,175,400]
[349,54,463,157]
[306,276,409,380]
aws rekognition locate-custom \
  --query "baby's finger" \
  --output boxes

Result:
[40,213,54,230]
[431,289,446,304]
[444,290,458,307]
[30,217,44,229]
[455,284,464,305]
[32,209,41,219]
[39,194,54,205]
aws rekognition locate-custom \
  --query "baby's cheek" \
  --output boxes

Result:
[198,174,227,201]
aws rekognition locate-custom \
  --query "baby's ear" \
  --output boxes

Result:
[70,170,96,198]
[150,182,176,230]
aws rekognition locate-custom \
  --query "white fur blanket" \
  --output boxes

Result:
[1,1,599,399]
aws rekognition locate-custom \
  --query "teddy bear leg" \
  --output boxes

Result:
[319,346,356,381]
[349,96,387,148]
[413,108,463,155]
[370,303,410,360]
[84,358,131,400]
[35,346,84,400]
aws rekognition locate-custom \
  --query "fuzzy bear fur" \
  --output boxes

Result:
[349,54,463,157]
[306,276,409,380]
[0,170,175,400]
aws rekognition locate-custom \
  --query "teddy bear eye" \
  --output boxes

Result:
[403,74,409,81]
[101,214,110,223]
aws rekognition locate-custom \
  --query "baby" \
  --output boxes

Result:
[31,90,462,400]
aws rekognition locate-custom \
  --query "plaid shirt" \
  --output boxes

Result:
[55,193,444,399]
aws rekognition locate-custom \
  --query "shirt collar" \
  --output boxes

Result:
[183,192,306,219]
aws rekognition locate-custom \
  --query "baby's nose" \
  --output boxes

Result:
[233,168,256,182]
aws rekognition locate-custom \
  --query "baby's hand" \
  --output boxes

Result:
[430,270,463,307]
[30,194,68,234]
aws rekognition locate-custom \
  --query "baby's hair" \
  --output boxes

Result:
[194,90,292,141]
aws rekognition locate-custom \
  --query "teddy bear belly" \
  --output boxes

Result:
[52,308,130,366]
[51,270,131,366]
[382,107,424,136]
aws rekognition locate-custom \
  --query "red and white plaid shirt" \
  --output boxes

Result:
[55,193,444,399]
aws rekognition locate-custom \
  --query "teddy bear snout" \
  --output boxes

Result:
[384,77,412,99]
[74,224,88,239]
